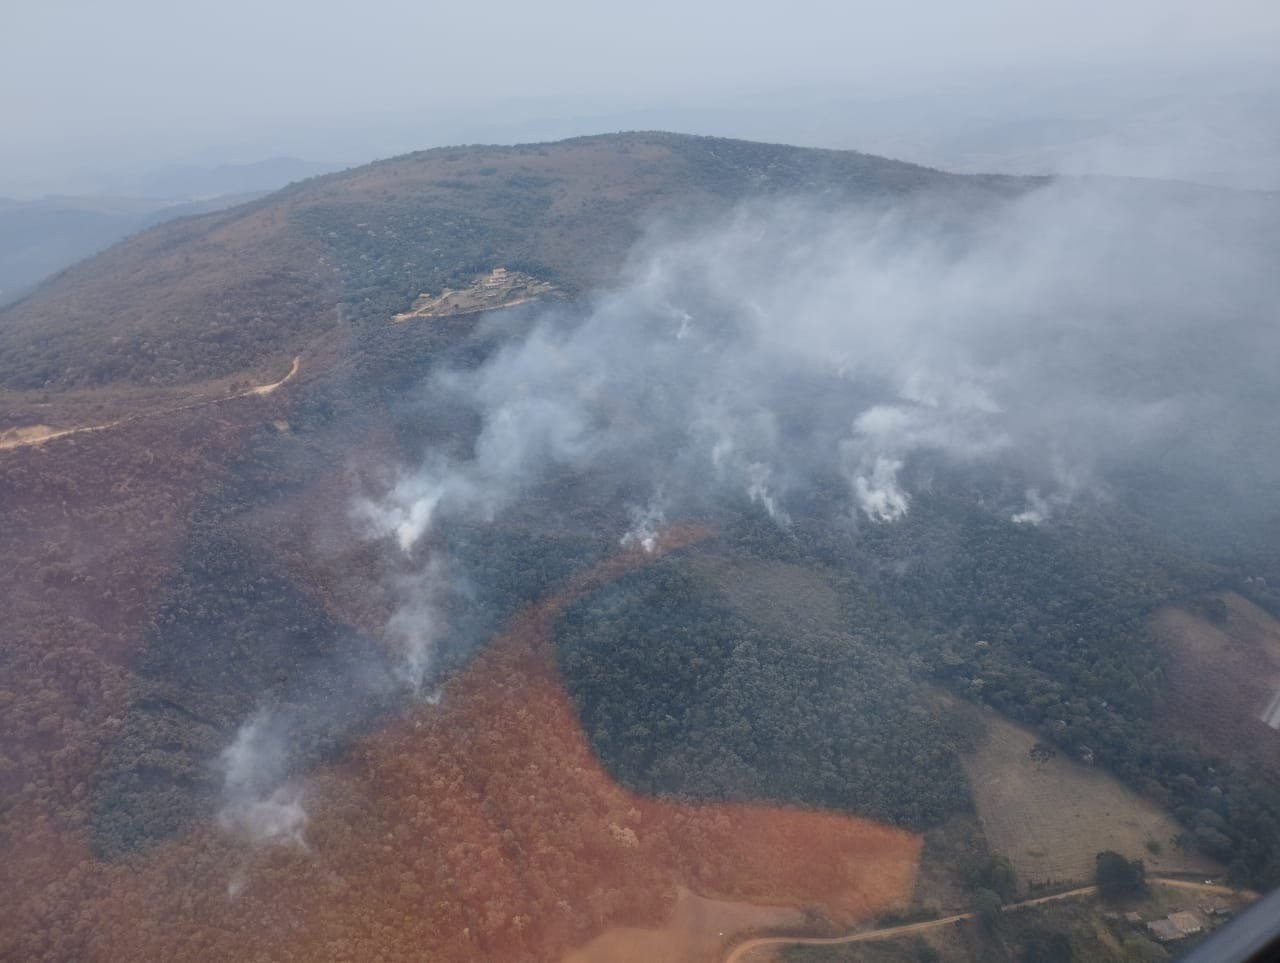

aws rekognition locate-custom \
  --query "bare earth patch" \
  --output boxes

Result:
[563,888,803,963]
[0,421,121,450]
[961,709,1219,891]
[244,355,300,395]
[0,356,301,452]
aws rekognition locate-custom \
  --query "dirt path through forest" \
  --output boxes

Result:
[0,356,301,452]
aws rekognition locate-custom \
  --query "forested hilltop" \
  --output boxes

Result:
[3,133,1280,961]
[0,133,1006,392]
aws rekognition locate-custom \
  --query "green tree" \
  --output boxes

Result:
[1021,927,1073,963]
[1095,850,1145,900]
[912,936,941,962]
[1121,933,1169,962]
[974,887,1003,931]
[979,853,1018,902]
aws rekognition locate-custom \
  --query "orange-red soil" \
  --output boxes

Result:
[3,530,921,961]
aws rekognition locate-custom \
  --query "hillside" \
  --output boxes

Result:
[2,132,1279,961]
[0,133,1010,393]
[0,192,269,308]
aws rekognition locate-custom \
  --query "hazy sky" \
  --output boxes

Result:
[4,0,1280,192]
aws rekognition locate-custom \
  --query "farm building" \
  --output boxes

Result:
[1147,911,1204,942]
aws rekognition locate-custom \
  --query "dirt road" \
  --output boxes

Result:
[0,356,300,452]
[722,878,1248,963]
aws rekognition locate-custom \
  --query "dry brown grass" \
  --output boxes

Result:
[691,555,848,639]
[1153,592,1280,781]
[961,707,1218,891]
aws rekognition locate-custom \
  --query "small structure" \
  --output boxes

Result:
[1147,919,1180,942]
[1168,911,1203,936]
[392,267,559,322]
[1124,911,1144,925]
[482,266,510,288]
[1147,911,1203,942]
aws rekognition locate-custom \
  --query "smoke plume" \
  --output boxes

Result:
[220,173,1280,845]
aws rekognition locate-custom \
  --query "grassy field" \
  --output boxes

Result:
[1153,591,1280,781]
[959,704,1219,891]
[689,555,851,640]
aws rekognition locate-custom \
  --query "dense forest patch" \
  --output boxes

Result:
[555,555,971,828]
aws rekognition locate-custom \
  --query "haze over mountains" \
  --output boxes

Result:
[6,60,1276,305]
[0,158,344,305]
[3,130,1280,961]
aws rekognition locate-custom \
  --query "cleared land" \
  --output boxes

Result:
[0,356,301,451]
[566,888,804,963]
[1153,592,1280,780]
[691,556,849,639]
[960,707,1219,890]
[391,267,558,322]
[749,879,1254,963]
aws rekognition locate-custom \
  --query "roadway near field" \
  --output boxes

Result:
[721,878,1250,963]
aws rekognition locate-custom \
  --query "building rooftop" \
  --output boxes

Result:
[1147,919,1181,942]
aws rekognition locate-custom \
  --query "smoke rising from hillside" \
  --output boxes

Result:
[218,712,307,846]
[222,176,1280,845]
[370,178,1278,553]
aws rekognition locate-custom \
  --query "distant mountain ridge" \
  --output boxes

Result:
[0,192,264,307]
[0,158,344,309]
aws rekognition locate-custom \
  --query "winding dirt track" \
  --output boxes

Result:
[0,356,300,451]
[722,879,1249,963]
[245,355,299,395]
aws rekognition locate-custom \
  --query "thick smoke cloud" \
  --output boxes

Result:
[221,176,1280,844]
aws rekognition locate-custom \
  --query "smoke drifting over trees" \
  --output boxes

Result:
[368,177,1279,561]
[219,175,1280,846]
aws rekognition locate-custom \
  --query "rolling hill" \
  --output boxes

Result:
[2,132,1279,962]
[0,133,1019,393]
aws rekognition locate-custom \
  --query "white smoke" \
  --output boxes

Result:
[1012,488,1053,526]
[698,405,789,524]
[217,712,307,847]
[852,456,910,523]
[358,474,448,554]
[356,179,1279,548]
[622,496,667,553]
[215,172,1280,853]
[386,557,448,691]
[745,461,789,526]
